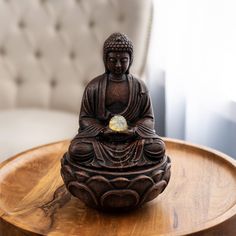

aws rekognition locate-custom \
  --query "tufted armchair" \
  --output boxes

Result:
[0,0,153,162]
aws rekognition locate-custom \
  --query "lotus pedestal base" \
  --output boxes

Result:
[61,155,171,211]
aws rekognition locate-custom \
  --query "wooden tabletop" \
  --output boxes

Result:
[0,138,236,236]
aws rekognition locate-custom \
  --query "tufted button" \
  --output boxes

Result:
[118,14,125,22]
[89,20,95,28]
[50,78,57,87]
[40,0,47,4]
[0,47,6,56]
[75,0,81,3]
[69,51,76,60]
[34,49,42,59]
[55,22,62,32]
[18,19,26,29]
[16,76,23,85]
[83,80,88,86]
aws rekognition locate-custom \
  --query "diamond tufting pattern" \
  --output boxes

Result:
[0,0,153,113]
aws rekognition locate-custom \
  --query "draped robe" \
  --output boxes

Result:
[69,73,165,169]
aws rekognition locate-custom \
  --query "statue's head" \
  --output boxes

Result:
[103,33,133,75]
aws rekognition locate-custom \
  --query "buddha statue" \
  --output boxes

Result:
[61,33,171,211]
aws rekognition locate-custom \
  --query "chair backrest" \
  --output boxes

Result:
[0,0,153,113]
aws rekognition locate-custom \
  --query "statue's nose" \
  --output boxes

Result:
[115,60,121,67]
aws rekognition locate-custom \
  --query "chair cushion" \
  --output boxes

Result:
[0,109,78,162]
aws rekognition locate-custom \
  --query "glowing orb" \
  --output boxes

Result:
[109,115,128,132]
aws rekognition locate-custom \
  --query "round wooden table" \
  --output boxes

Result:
[1,138,236,236]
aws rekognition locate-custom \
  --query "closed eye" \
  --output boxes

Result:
[109,57,116,63]
[121,58,128,63]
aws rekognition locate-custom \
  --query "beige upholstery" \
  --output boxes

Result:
[0,0,153,161]
[0,109,78,160]
[0,0,152,113]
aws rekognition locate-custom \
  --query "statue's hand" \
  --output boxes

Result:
[118,127,137,137]
[100,126,137,140]
[101,127,114,137]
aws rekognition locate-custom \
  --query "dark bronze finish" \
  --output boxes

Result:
[61,33,171,211]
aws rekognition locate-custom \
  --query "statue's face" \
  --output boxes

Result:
[107,52,130,75]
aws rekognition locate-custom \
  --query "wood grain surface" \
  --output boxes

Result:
[0,138,236,236]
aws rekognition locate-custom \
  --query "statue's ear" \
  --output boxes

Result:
[129,53,133,70]
[126,55,132,74]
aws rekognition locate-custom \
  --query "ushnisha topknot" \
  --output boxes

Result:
[103,32,133,73]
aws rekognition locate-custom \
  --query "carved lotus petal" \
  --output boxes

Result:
[128,175,154,195]
[141,180,167,204]
[110,177,130,189]
[68,181,98,207]
[87,176,113,197]
[101,190,139,209]
[61,165,73,184]
[74,171,89,182]
[151,170,164,183]
[62,164,72,175]
[163,161,171,183]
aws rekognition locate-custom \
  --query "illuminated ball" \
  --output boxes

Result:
[109,115,128,132]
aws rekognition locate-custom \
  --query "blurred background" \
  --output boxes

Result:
[149,0,236,159]
[0,0,235,161]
